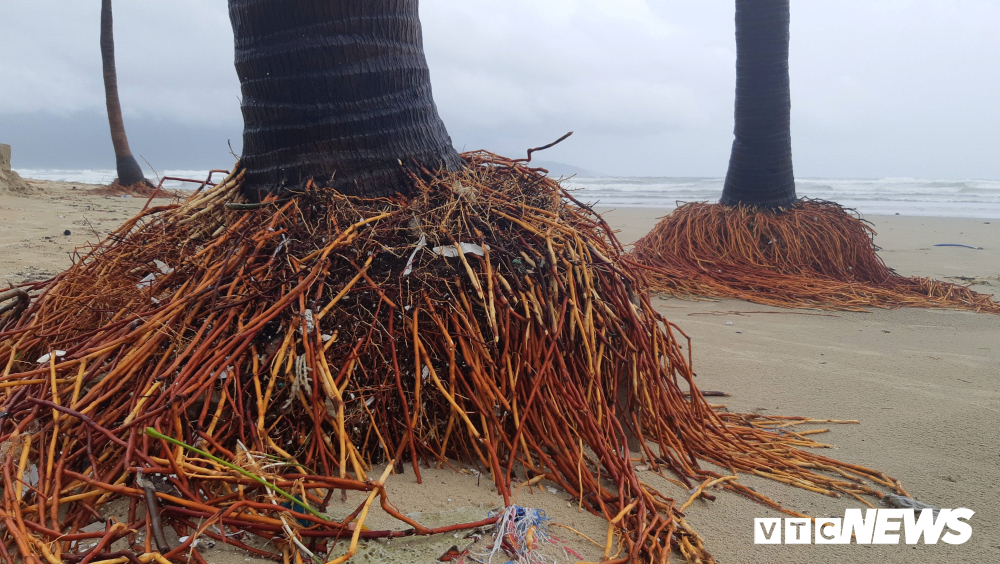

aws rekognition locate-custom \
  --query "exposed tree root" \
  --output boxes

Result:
[0,158,907,563]
[0,288,30,319]
[630,200,1000,313]
[91,179,173,198]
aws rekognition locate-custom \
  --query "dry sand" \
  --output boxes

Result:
[601,206,999,563]
[1,184,997,563]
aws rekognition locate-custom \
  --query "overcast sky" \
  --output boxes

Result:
[2,0,998,178]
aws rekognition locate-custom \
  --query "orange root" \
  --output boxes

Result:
[630,200,999,312]
[90,179,175,198]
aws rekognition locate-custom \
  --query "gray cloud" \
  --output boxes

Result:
[1,0,998,178]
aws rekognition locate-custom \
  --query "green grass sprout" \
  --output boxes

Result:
[144,426,325,520]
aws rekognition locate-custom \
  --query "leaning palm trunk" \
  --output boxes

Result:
[632,0,998,313]
[0,2,921,564]
[101,0,146,187]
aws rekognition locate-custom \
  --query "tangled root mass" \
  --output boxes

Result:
[0,156,907,563]
[630,200,999,313]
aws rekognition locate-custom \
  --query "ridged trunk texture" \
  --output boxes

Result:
[229,0,463,199]
[720,0,796,208]
[101,0,146,187]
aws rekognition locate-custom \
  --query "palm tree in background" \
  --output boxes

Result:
[101,0,147,187]
[630,0,998,313]
[720,0,796,208]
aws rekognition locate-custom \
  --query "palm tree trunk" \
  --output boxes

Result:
[229,0,463,199]
[101,0,146,187]
[720,0,796,208]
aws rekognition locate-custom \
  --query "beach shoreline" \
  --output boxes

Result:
[2,182,997,563]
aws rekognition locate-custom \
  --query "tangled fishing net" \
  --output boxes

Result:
[630,200,1000,312]
[485,505,552,564]
[0,154,910,563]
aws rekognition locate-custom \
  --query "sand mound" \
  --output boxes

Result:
[0,168,39,195]
[0,144,41,195]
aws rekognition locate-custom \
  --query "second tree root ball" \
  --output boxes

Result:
[630,200,999,313]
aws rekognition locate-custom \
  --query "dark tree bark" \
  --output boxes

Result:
[229,0,463,200]
[720,0,796,208]
[101,0,147,187]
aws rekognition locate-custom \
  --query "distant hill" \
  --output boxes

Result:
[530,160,604,178]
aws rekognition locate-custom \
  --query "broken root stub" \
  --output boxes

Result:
[0,155,904,563]
[630,200,1000,313]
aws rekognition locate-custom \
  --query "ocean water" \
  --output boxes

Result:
[18,169,1000,218]
[18,169,228,191]
[565,176,1000,218]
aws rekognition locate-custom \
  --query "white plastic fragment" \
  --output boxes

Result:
[21,464,39,498]
[403,235,427,276]
[451,181,476,199]
[883,493,940,517]
[432,242,488,258]
[137,260,175,290]
[36,351,66,364]
[324,398,338,419]
[136,273,158,289]
[154,260,174,275]
[421,366,429,381]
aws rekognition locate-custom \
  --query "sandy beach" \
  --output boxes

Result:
[601,206,1000,563]
[2,183,997,563]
